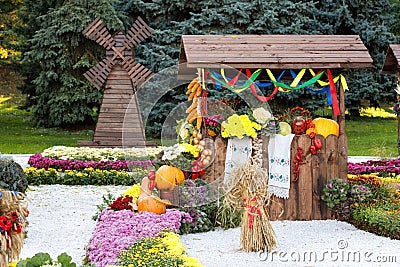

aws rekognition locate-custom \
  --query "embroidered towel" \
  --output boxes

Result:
[224,136,252,183]
[268,134,295,198]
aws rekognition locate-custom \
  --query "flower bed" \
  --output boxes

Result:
[348,158,400,175]
[41,146,164,161]
[86,185,200,267]
[321,158,400,239]
[25,146,158,186]
[86,209,193,267]
[28,154,154,171]
[24,167,147,186]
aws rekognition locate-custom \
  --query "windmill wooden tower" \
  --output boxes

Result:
[78,17,153,148]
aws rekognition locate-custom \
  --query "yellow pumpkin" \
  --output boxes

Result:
[312,118,339,138]
[137,195,168,215]
[155,165,185,190]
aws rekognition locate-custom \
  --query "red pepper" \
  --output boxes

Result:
[307,123,315,129]
[310,145,317,155]
[314,138,323,149]
[309,132,316,139]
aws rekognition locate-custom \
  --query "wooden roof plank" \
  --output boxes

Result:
[180,34,372,70]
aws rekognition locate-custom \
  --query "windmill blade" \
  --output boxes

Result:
[83,58,114,90]
[122,16,153,50]
[83,17,115,50]
[122,57,153,90]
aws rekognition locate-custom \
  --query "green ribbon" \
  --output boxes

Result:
[208,68,262,93]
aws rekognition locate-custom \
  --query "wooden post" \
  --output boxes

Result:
[338,80,348,181]
[397,73,400,156]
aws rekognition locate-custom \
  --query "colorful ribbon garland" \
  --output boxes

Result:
[204,68,347,116]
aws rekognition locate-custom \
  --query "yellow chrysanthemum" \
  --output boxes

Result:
[8,262,17,267]
[221,114,261,139]
[161,232,185,256]
[179,143,199,158]
[181,255,205,267]
[122,184,141,202]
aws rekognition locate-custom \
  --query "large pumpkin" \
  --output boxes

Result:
[155,165,185,190]
[313,118,339,138]
[137,195,168,215]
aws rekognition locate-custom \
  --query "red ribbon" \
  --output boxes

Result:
[327,69,340,116]
[243,197,262,229]
[246,69,280,102]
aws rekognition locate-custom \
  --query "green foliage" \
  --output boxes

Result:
[0,157,28,193]
[322,178,374,220]
[17,252,76,267]
[92,192,116,221]
[321,178,351,209]
[313,0,398,114]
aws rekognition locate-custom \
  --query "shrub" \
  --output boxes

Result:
[0,158,28,193]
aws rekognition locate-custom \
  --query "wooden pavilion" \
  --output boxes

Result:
[382,44,400,155]
[179,34,373,220]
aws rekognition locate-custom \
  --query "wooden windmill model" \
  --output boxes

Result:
[78,17,153,148]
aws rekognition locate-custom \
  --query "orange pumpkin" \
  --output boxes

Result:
[312,118,339,138]
[155,165,185,190]
[137,195,169,214]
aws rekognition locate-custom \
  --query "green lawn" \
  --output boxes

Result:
[1,95,399,156]
[0,98,92,154]
[346,118,398,157]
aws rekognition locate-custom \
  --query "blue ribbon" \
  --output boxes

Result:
[289,69,332,105]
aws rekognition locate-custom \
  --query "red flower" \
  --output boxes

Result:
[109,196,133,211]
[0,216,12,232]
[9,211,19,222]
[15,223,23,234]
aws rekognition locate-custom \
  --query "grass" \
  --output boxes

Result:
[0,96,92,154]
[346,117,398,157]
[1,94,399,156]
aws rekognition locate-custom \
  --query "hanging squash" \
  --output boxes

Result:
[137,195,170,215]
[312,118,339,138]
[155,165,185,190]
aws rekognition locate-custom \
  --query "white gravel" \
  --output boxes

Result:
[19,185,400,267]
[9,155,400,266]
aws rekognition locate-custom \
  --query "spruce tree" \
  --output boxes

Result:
[16,0,124,127]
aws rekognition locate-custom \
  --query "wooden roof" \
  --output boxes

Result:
[179,35,373,70]
[382,44,400,74]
